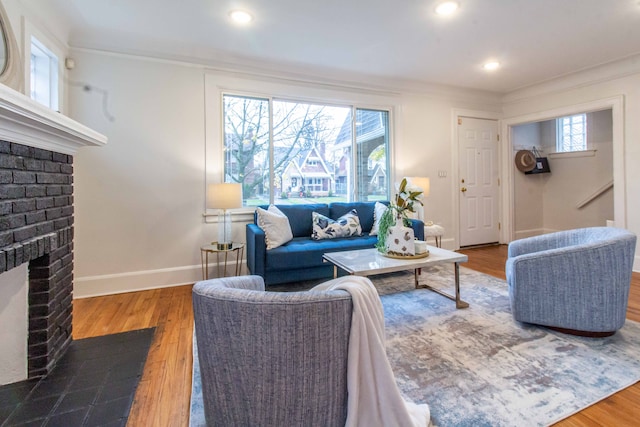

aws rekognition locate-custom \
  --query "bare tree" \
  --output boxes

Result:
[223,95,339,199]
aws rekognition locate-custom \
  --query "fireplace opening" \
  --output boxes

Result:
[0,264,28,385]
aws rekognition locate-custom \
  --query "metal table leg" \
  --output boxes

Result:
[201,250,207,280]
[415,262,469,309]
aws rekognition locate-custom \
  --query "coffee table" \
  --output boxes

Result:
[323,246,469,308]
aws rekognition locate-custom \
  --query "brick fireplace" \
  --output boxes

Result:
[0,84,106,382]
[1,141,75,378]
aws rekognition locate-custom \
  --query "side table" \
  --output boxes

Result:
[424,223,445,248]
[200,243,245,280]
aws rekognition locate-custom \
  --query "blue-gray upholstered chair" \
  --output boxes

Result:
[192,275,352,426]
[506,227,637,336]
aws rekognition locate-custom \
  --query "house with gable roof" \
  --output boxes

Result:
[278,144,334,197]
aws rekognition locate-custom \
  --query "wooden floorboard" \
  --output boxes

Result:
[73,244,640,427]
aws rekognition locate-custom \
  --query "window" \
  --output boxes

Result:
[556,114,587,152]
[222,94,390,206]
[30,36,59,110]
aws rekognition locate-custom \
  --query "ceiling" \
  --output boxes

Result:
[23,0,640,94]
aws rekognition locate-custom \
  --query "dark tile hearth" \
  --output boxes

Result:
[0,328,154,427]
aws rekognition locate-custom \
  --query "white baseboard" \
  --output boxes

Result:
[73,249,640,296]
[433,237,454,251]
[514,228,546,240]
[74,261,248,299]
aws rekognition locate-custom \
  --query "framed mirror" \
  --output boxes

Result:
[0,1,24,92]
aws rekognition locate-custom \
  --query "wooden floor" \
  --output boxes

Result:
[73,244,640,427]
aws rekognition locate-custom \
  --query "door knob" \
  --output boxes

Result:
[461,187,467,193]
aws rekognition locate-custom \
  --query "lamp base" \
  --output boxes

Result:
[216,242,233,250]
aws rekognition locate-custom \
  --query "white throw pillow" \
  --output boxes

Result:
[311,209,362,240]
[370,202,389,236]
[256,205,294,250]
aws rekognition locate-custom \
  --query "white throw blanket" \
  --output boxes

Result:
[312,276,430,427]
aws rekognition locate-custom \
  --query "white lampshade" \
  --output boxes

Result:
[207,183,243,210]
[408,177,430,197]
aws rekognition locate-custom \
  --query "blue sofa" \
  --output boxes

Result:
[246,202,424,285]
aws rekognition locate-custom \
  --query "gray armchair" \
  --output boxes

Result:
[506,227,636,336]
[192,275,352,426]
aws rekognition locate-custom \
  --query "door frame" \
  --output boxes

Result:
[451,108,502,249]
[500,95,625,243]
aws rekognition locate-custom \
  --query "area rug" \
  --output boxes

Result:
[189,267,640,426]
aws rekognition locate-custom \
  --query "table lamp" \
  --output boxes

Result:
[407,176,430,221]
[207,183,243,250]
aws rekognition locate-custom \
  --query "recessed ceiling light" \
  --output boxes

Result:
[435,1,459,16]
[229,10,253,24]
[483,61,500,71]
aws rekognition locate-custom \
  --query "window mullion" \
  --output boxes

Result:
[351,106,357,202]
[268,97,274,205]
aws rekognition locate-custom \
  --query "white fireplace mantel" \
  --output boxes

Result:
[0,83,107,154]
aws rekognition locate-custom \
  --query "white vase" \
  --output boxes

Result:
[385,221,415,256]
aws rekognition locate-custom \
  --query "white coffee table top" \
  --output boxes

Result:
[323,246,468,276]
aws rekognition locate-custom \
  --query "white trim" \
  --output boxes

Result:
[74,261,248,298]
[503,53,640,105]
[501,96,625,243]
[547,149,596,159]
[451,108,503,249]
[68,46,500,104]
[514,228,547,240]
[0,83,106,154]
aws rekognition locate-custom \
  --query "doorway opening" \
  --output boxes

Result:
[501,96,625,243]
[511,109,613,239]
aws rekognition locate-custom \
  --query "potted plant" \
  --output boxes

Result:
[375,178,424,256]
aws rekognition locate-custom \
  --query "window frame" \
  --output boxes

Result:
[30,36,59,110]
[214,88,395,209]
[204,72,400,217]
[23,20,66,113]
[556,113,587,153]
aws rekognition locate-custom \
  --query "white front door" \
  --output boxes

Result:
[458,117,500,247]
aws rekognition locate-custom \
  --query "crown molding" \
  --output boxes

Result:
[69,44,503,106]
[503,53,640,104]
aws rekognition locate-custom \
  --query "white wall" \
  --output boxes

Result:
[70,53,211,296]
[503,60,640,270]
[540,110,613,231]
[67,49,501,296]
[512,123,545,238]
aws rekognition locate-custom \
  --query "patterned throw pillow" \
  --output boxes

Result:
[256,205,294,250]
[311,209,362,240]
